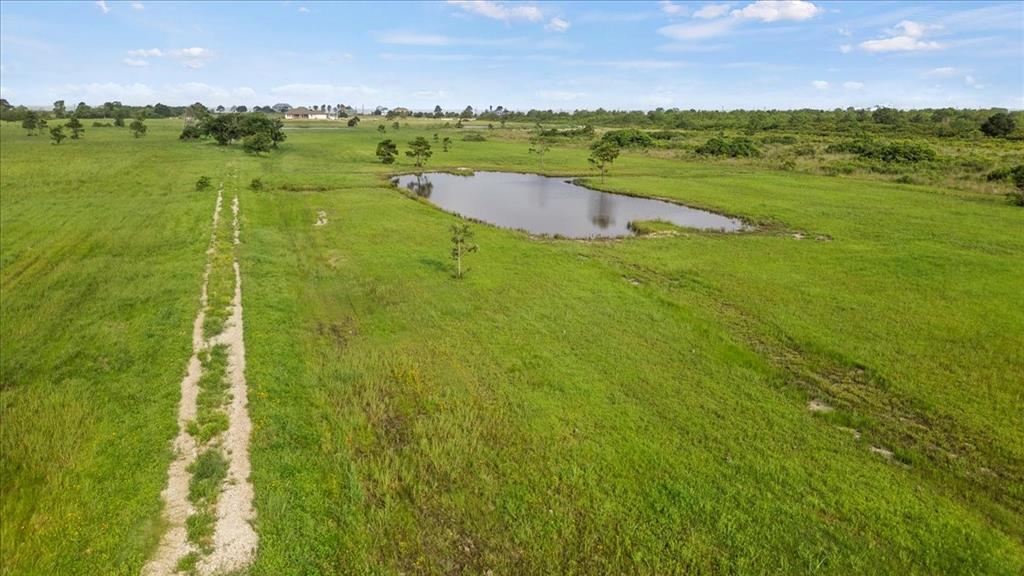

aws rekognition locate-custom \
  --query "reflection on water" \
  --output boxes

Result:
[392,171,744,238]
[405,174,434,199]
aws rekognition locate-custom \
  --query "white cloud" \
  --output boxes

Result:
[131,2,144,9]
[447,1,543,22]
[839,44,852,53]
[843,81,864,89]
[172,47,210,58]
[732,1,822,22]
[923,66,958,78]
[859,20,944,52]
[95,0,110,14]
[298,6,310,13]
[660,1,687,16]
[659,18,736,40]
[182,60,205,69]
[233,87,257,98]
[128,48,163,57]
[123,58,149,67]
[837,26,851,36]
[659,1,819,40]
[537,90,584,101]
[546,17,570,32]
[811,80,830,90]
[694,4,731,19]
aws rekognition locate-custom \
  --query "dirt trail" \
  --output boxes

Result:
[143,190,223,576]
[200,195,258,574]
[144,188,257,575]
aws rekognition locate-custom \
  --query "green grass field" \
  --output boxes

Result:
[2,118,1022,574]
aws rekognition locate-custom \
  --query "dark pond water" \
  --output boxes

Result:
[393,171,744,238]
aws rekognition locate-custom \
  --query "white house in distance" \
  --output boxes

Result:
[284,106,332,120]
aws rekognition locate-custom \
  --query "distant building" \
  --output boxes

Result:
[284,106,332,120]
[390,107,411,117]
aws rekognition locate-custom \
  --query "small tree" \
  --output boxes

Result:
[442,137,451,152]
[347,116,360,127]
[53,100,66,118]
[376,139,398,164]
[36,117,48,135]
[49,125,66,145]
[406,136,433,167]
[449,223,478,279]
[981,112,1016,138]
[129,118,147,138]
[528,137,551,169]
[21,111,38,135]
[588,141,620,182]
[243,132,272,155]
[392,121,400,130]
[66,116,85,139]
[113,112,126,127]
[433,133,439,142]
[378,124,386,133]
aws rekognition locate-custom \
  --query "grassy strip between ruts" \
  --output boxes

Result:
[203,184,237,340]
[186,345,230,444]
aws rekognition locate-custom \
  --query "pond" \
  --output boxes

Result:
[393,171,744,238]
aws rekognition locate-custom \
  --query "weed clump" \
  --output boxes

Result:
[196,176,212,191]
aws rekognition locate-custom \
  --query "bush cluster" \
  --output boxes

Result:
[600,128,654,148]
[695,136,761,158]
[825,139,937,163]
[180,113,285,153]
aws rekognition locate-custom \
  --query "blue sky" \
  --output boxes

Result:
[1,1,1021,111]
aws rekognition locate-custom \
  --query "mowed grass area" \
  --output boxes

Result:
[2,118,1023,574]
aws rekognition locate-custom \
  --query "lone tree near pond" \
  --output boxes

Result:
[406,136,433,168]
[528,137,552,169]
[376,139,398,164]
[449,223,478,279]
[588,141,620,182]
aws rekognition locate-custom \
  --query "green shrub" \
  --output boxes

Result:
[695,136,761,158]
[601,128,654,148]
[462,132,486,142]
[826,139,936,163]
[180,124,203,140]
[250,177,263,191]
[196,176,212,191]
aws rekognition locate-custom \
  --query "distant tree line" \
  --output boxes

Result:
[3,98,1019,140]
